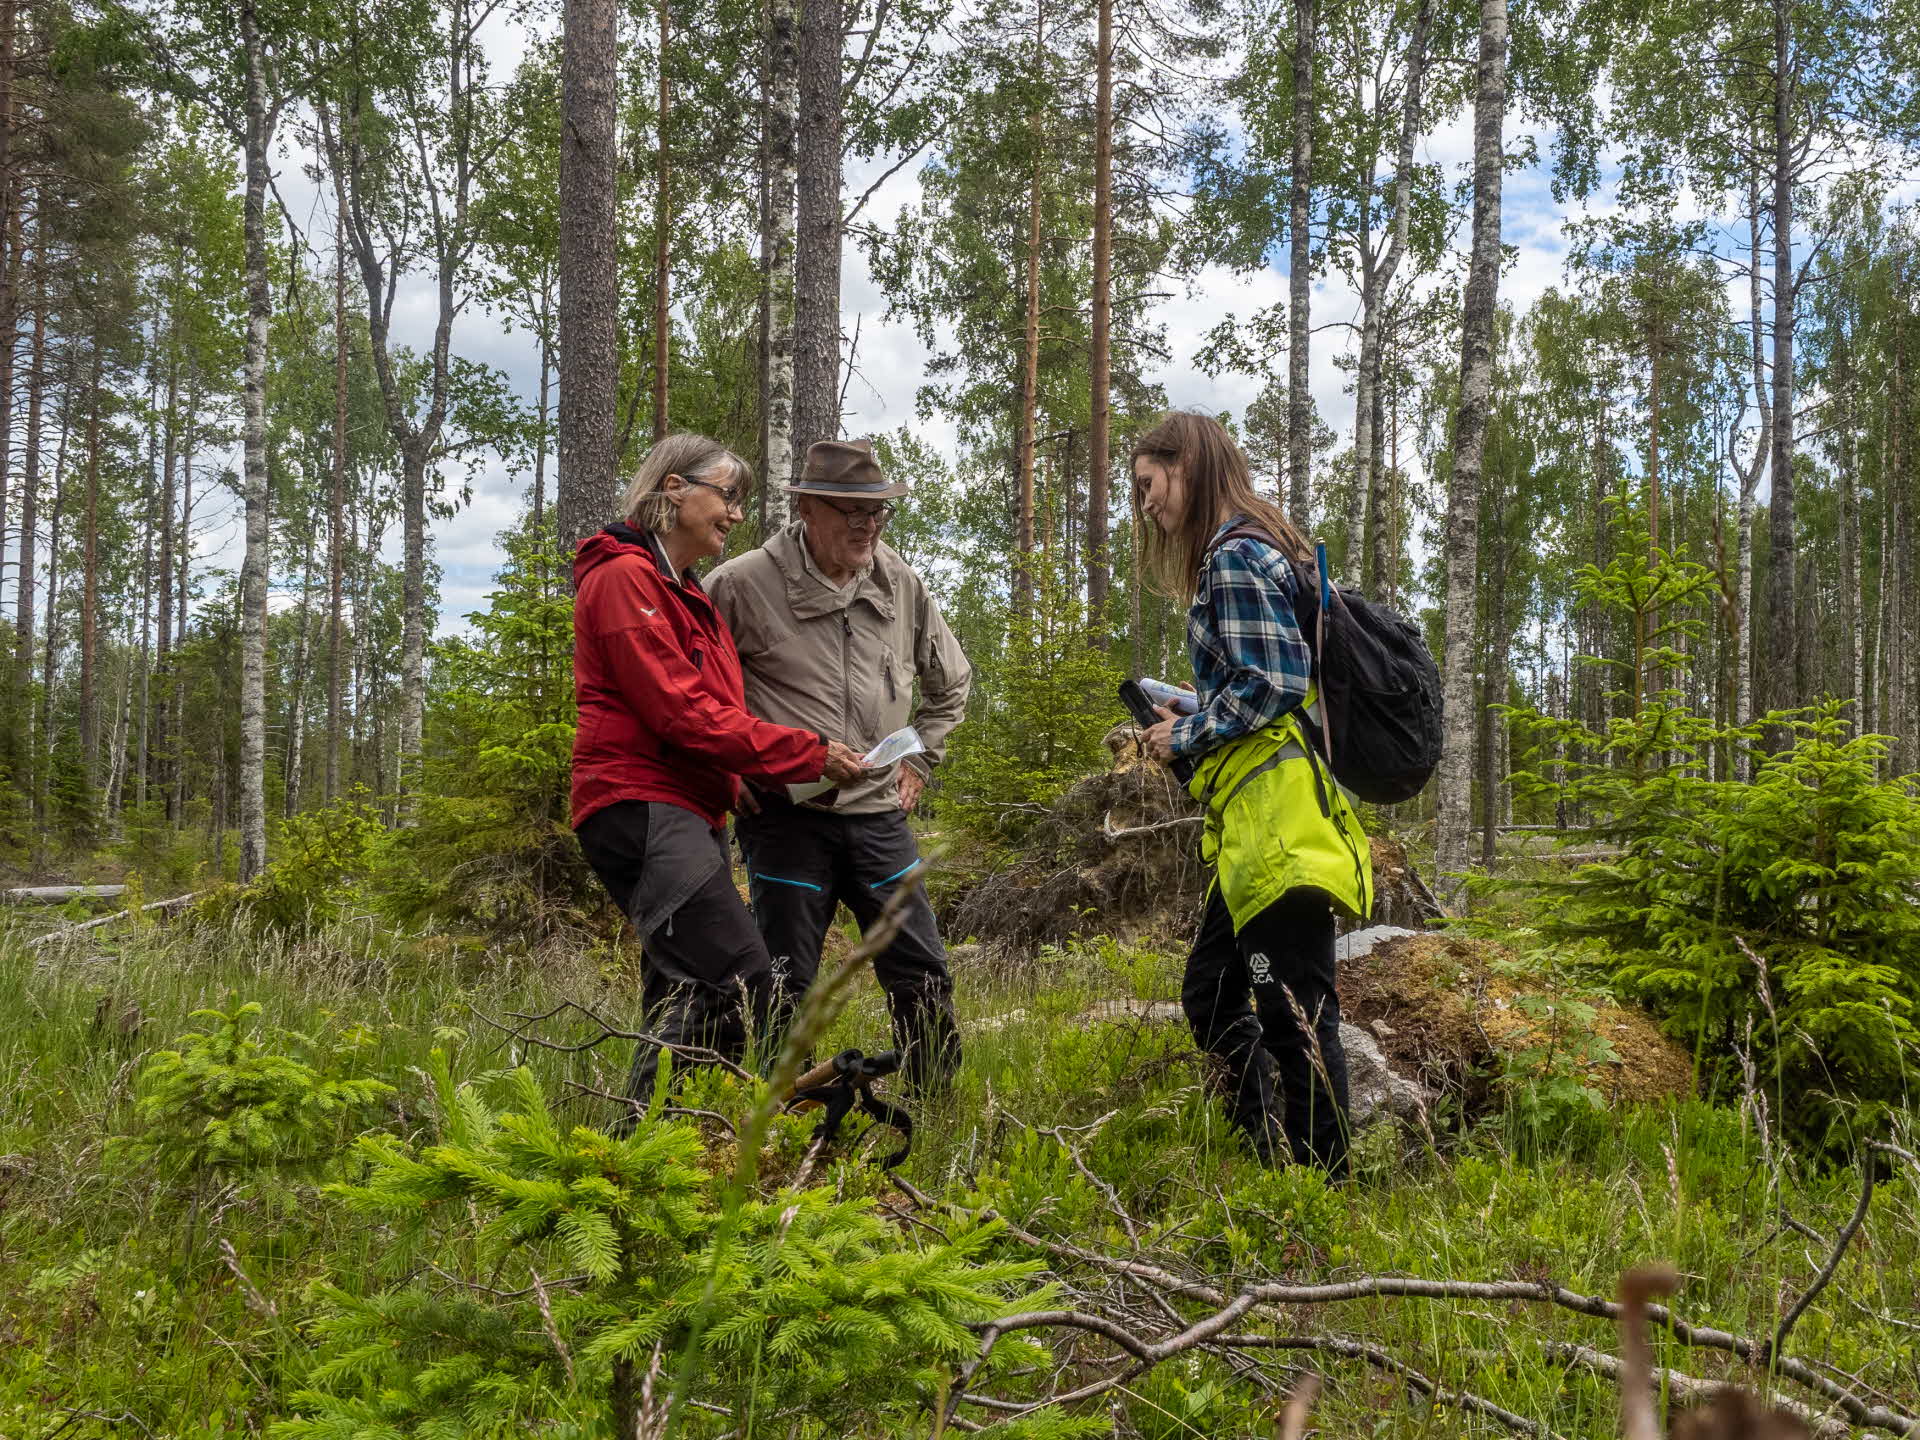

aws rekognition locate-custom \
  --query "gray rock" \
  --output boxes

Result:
[1334,924,1421,965]
[1340,1020,1436,1128]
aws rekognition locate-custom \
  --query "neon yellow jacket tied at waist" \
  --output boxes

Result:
[1184,693,1373,932]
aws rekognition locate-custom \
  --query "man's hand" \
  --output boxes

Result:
[898,764,927,814]
[735,782,762,816]
[1142,705,1181,766]
[822,740,866,784]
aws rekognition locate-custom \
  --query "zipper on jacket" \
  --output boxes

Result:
[842,611,855,740]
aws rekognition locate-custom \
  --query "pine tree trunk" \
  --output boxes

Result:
[1285,0,1316,533]
[1433,0,1507,908]
[1763,0,1797,735]
[558,0,620,553]
[238,0,274,880]
[793,0,843,456]
[651,0,671,441]
[1086,0,1113,646]
[762,0,798,513]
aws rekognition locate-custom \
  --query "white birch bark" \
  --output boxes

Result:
[1433,0,1507,908]
[237,0,274,880]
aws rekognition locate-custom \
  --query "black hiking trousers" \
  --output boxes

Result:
[576,800,777,1109]
[1184,884,1350,1178]
[735,801,961,1094]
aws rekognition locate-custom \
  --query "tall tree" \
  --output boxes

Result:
[557,0,619,552]
[1433,0,1507,904]
[792,0,843,454]
[759,0,797,514]
[1285,0,1317,532]
[651,0,671,440]
[1086,0,1113,644]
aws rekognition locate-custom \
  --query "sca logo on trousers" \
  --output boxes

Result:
[1247,951,1272,986]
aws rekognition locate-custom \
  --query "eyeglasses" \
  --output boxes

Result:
[817,496,896,531]
[678,475,746,511]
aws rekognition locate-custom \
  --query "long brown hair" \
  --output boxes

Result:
[1130,411,1312,598]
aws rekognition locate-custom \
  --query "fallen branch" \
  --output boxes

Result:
[1100,810,1203,841]
[3,885,127,904]
[888,1185,1920,1437]
[1768,1145,1875,1363]
[471,999,758,1086]
[1223,1334,1565,1439]
[24,891,203,948]
[1539,1342,1850,1440]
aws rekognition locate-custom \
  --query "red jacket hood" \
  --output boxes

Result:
[574,523,660,586]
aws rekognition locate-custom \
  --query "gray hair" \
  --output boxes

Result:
[619,433,754,535]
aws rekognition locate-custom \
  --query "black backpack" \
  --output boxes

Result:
[1209,526,1442,805]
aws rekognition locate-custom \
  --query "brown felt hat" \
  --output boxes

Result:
[787,437,908,499]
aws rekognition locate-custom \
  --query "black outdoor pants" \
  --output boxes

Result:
[1183,883,1350,1178]
[735,802,961,1093]
[576,800,778,1107]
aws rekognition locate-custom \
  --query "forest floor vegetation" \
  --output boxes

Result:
[2,887,1916,1438]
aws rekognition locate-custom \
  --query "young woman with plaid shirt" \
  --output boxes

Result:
[1132,412,1373,1178]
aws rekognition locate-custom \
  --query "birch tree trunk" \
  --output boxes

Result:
[1015,22,1043,625]
[285,508,317,818]
[11,236,39,760]
[155,340,177,806]
[1839,386,1860,723]
[1086,0,1113,645]
[1763,0,1798,733]
[80,353,101,787]
[327,190,348,802]
[237,0,274,879]
[558,0,619,553]
[1729,165,1771,775]
[793,0,843,456]
[1285,0,1316,532]
[651,0,671,441]
[1433,0,1507,908]
[761,0,798,515]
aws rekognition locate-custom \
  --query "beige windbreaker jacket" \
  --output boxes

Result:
[706,526,972,814]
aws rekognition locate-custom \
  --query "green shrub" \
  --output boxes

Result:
[121,1000,394,1178]
[274,1059,1099,1438]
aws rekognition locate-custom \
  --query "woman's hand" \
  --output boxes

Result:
[822,740,867,784]
[1142,706,1181,765]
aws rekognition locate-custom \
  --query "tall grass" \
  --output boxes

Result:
[1,910,1914,1438]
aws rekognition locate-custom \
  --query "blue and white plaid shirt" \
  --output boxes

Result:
[1170,516,1313,759]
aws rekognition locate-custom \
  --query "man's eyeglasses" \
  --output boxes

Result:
[818,496,896,531]
[679,475,746,511]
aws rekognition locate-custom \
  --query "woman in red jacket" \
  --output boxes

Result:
[573,432,864,1105]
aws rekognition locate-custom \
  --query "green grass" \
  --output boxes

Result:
[1,904,1915,1438]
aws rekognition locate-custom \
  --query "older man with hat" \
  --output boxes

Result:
[707,437,971,1092]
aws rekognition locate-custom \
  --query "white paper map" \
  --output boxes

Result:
[785,727,926,804]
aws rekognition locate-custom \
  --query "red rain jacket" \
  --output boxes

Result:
[571,525,827,830]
